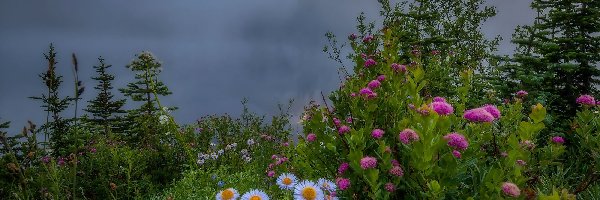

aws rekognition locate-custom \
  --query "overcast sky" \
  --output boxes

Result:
[0,0,534,135]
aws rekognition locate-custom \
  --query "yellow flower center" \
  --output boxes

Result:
[250,195,262,200]
[283,177,293,185]
[302,187,317,200]
[221,189,234,200]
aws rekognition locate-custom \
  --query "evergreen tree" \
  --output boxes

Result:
[85,57,126,137]
[497,0,600,130]
[29,44,75,154]
[119,52,172,144]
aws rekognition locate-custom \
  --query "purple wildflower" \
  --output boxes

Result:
[430,101,454,116]
[443,132,469,151]
[368,80,381,89]
[551,136,565,144]
[360,156,377,169]
[371,129,384,139]
[463,108,495,122]
[577,95,596,106]
[364,59,377,68]
[398,129,420,144]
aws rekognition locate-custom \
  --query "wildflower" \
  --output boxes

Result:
[294,180,325,200]
[338,162,349,174]
[306,133,317,142]
[247,139,255,146]
[452,150,462,159]
[360,156,377,169]
[41,156,51,164]
[391,159,400,167]
[384,183,396,192]
[277,173,298,190]
[363,35,374,43]
[431,50,440,55]
[271,155,278,160]
[520,140,536,150]
[318,178,337,192]
[391,63,407,73]
[501,182,521,197]
[333,118,341,127]
[217,181,225,187]
[90,148,97,153]
[210,153,218,160]
[576,95,596,106]
[217,188,240,200]
[482,104,501,119]
[159,115,169,125]
[241,149,248,154]
[350,92,356,97]
[240,189,269,200]
[371,129,384,139]
[389,166,404,177]
[433,96,446,102]
[57,157,66,166]
[359,87,374,96]
[430,101,454,116]
[463,108,495,122]
[377,75,386,82]
[217,149,224,155]
[267,171,275,177]
[338,125,350,135]
[336,178,351,190]
[348,33,357,40]
[196,159,205,165]
[398,128,420,144]
[364,59,377,68]
[346,117,353,124]
[443,133,468,151]
[551,136,565,144]
[516,90,528,98]
[516,160,526,166]
[368,80,381,89]
[282,142,289,147]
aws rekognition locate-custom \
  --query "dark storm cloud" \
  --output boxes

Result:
[0,0,532,134]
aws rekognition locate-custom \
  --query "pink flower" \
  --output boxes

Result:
[377,75,386,82]
[336,178,351,190]
[551,136,565,144]
[443,133,469,151]
[430,101,454,116]
[359,87,374,96]
[577,95,596,106]
[452,150,462,159]
[520,140,536,150]
[364,59,377,68]
[57,157,66,167]
[90,148,97,153]
[41,156,51,164]
[463,108,495,122]
[516,160,526,166]
[516,90,528,98]
[389,166,404,177]
[349,33,357,40]
[399,128,420,144]
[433,96,446,102]
[371,129,384,139]
[267,171,275,177]
[482,104,501,119]
[360,156,377,169]
[271,155,278,160]
[338,162,349,174]
[363,35,374,43]
[338,125,350,135]
[391,63,407,73]
[384,183,395,192]
[501,182,521,197]
[368,80,381,89]
[346,117,353,124]
[350,92,356,97]
[333,118,341,127]
[390,159,400,167]
[282,142,289,147]
[306,133,316,142]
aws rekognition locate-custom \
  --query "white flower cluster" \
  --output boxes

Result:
[240,148,252,163]
[159,115,169,125]
[247,139,255,146]
[196,142,242,166]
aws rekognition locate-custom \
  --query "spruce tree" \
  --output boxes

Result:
[85,57,126,137]
[497,0,600,130]
[119,52,172,144]
[29,44,74,154]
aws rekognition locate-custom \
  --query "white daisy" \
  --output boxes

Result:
[247,139,255,146]
[294,180,324,200]
[276,173,298,190]
[317,178,337,192]
[240,189,269,200]
[216,188,239,200]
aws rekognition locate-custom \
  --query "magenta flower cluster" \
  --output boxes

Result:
[336,178,351,190]
[391,63,407,73]
[371,129,384,139]
[443,132,469,151]
[360,156,377,169]
[501,182,521,197]
[338,162,349,174]
[516,90,528,98]
[359,87,377,99]
[306,133,316,142]
[576,94,596,106]
[399,129,420,144]
[430,97,454,116]
[368,80,381,89]
[364,59,377,68]
[338,125,350,135]
[463,104,501,122]
[389,166,404,177]
[551,136,565,144]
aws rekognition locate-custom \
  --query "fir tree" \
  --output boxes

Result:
[119,52,172,144]
[85,57,126,137]
[497,0,600,130]
[29,44,75,154]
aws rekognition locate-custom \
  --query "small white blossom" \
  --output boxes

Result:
[159,115,169,125]
[217,149,224,155]
[210,153,218,160]
[196,159,205,165]
[240,149,248,154]
[247,139,255,146]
